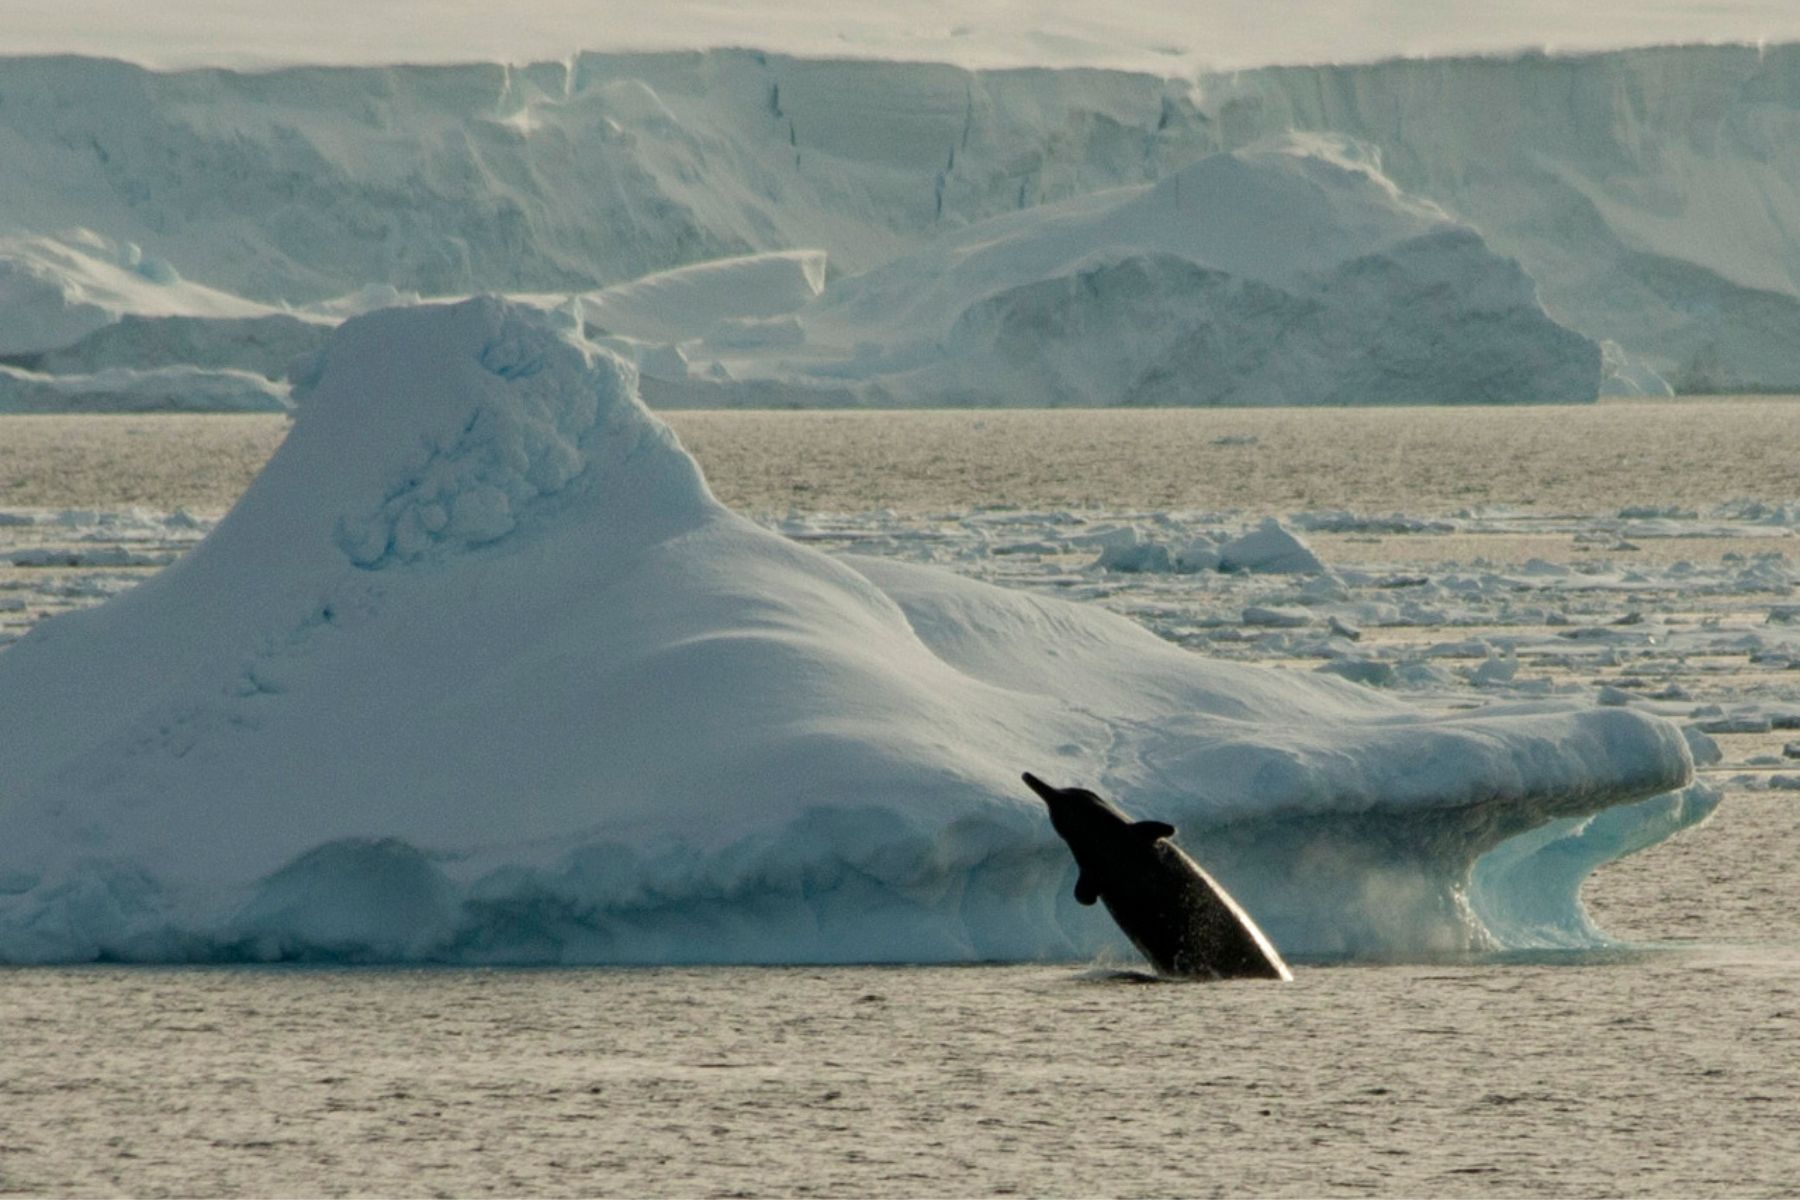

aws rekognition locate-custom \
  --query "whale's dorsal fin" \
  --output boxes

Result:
[1133,820,1176,842]
[1074,872,1100,905]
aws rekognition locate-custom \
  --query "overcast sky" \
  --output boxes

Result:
[10,0,1800,73]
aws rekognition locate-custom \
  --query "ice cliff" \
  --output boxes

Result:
[4,45,1800,399]
[0,300,1705,964]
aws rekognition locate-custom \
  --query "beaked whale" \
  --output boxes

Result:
[1024,772,1291,981]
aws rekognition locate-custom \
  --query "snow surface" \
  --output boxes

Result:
[12,2,1800,74]
[0,300,1700,964]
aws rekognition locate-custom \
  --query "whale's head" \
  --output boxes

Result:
[1022,771,1133,844]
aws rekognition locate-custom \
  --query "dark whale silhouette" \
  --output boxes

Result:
[1024,772,1291,981]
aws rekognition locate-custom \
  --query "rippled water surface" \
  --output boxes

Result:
[1,405,1797,1196]
[5,945,1798,1195]
[3,400,1799,515]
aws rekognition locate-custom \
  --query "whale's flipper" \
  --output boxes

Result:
[1132,821,1176,841]
[1074,872,1100,905]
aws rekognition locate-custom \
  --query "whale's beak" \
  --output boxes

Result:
[1021,772,1056,803]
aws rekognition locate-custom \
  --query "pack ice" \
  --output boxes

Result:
[0,300,1702,964]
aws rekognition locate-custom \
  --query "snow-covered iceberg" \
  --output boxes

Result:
[0,230,279,357]
[659,146,1599,406]
[13,312,329,379]
[580,249,828,345]
[0,299,1701,964]
[0,362,288,413]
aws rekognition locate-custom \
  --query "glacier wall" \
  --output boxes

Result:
[1213,48,1800,393]
[3,45,1800,389]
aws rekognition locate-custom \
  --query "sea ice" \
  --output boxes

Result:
[0,300,1702,964]
[1242,605,1312,628]
[1219,518,1329,575]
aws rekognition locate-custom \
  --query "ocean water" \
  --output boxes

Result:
[5,938,1797,1196]
[1,404,1797,1196]
[3,400,1799,515]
